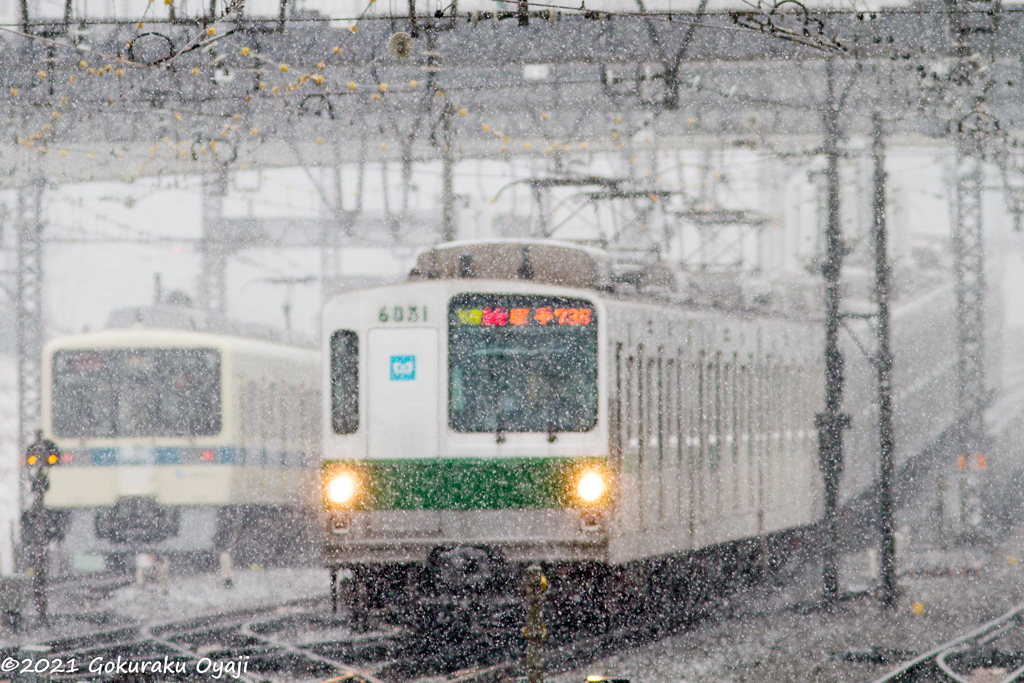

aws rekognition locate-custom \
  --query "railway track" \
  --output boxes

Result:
[873,602,1024,683]
[2,590,681,683]
[2,594,549,683]
[1,598,401,683]
[2,546,802,683]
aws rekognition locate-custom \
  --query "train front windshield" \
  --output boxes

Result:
[52,348,221,438]
[448,294,598,433]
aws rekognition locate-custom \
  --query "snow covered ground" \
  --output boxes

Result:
[97,566,332,623]
[552,543,1015,683]
[0,565,331,648]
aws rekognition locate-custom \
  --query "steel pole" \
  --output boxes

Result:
[872,113,897,609]
[441,104,456,242]
[15,181,44,456]
[816,58,850,608]
[15,179,45,577]
[951,150,987,533]
[30,472,47,625]
[198,168,230,314]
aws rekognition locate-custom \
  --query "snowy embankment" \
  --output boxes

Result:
[0,356,17,576]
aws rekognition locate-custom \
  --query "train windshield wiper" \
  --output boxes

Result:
[495,390,506,444]
[545,386,558,443]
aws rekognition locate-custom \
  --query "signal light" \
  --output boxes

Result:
[201,450,214,461]
[957,453,987,471]
[25,431,60,468]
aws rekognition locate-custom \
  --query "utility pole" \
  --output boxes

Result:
[946,0,993,539]
[952,153,987,532]
[441,103,456,242]
[872,113,897,609]
[16,180,45,456]
[16,178,45,569]
[815,59,850,608]
[321,145,350,305]
[198,167,230,314]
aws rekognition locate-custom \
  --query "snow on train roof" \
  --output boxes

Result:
[410,239,676,292]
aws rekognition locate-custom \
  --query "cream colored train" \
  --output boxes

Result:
[41,326,320,572]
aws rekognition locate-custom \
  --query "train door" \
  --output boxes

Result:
[642,354,660,529]
[721,358,736,524]
[738,361,752,518]
[692,349,707,546]
[366,328,439,460]
[617,344,637,533]
[675,348,694,548]
[662,352,678,529]
[704,352,721,540]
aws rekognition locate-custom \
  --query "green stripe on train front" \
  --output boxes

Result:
[323,457,608,510]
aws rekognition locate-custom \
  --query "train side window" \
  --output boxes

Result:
[740,363,752,509]
[331,330,359,434]
[709,357,721,471]
[645,357,657,453]
[243,380,257,464]
[723,361,734,474]
[615,343,624,452]
[267,383,280,441]
[265,382,280,467]
[298,387,315,467]
[625,355,635,444]
[279,384,289,462]
[782,366,791,462]
[310,390,320,460]
[637,348,646,450]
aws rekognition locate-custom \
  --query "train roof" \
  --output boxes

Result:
[408,239,674,292]
[105,302,315,348]
[43,327,319,363]
[395,239,953,320]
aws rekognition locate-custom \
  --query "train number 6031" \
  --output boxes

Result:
[378,306,427,323]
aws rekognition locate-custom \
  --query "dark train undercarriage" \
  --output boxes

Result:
[336,527,808,636]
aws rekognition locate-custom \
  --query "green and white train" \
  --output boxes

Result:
[320,239,957,619]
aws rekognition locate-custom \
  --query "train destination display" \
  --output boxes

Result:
[448,294,598,434]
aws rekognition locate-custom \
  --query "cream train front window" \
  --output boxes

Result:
[51,348,221,438]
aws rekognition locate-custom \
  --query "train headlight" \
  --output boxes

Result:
[326,472,358,505]
[576,470,607,503]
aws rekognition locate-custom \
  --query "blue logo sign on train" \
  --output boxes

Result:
[390,356,416,381]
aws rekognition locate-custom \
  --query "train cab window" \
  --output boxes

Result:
[448,293,598,433]
[52,348,221,438]
[330,330,359,434]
